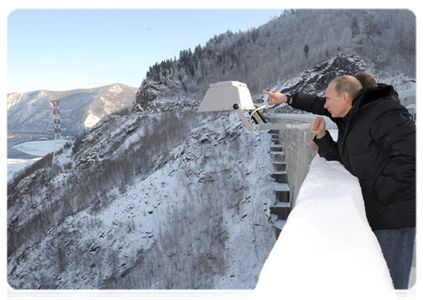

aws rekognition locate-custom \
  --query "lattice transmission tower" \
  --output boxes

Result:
[48,100,69,167]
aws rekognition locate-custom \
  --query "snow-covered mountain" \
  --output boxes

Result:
[7,110,277,289]
[133,10,415,114]
[7,83,137,135]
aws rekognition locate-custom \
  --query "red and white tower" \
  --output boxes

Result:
[50,100,67,166]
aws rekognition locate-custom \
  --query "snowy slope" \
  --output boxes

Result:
[7,111,279,289]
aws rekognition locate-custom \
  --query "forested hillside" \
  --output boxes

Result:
[134,9,415,112]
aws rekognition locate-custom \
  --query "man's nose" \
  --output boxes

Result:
[324,100,329,109]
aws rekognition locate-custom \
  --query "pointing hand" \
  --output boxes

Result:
[262,90,287,105]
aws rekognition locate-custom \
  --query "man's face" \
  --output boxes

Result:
[324,82,351,118]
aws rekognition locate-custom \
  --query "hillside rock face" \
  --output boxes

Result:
[133,79,200,114]
[7,83,137,135]
[135,81,160,109]
[280,53,368,96]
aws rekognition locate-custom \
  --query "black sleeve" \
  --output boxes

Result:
[289,92,331,117]
[313,131,342,162]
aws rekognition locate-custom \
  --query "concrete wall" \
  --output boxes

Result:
[268,116,318,207]
[279,121,316,207]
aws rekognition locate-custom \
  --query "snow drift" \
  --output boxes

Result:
[252,156,397,300]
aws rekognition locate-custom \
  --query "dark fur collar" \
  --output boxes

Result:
[342,84,396,124]
[354,84,396,108]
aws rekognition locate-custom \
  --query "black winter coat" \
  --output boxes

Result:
[289,84,416,230]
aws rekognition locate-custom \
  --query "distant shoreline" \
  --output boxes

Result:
[7,157,41,164]
[7,131,52,139]
[7,132,54,160]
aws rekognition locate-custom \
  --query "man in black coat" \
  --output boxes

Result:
[263,75,416,289]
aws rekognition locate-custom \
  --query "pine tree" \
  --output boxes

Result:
[351,17,360,38]
[304,44,310,59]
[364,10,374,38]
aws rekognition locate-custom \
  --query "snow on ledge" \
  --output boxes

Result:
[251,156,397,300]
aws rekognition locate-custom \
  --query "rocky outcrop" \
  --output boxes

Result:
[270,53,370,113]
[134,81,161,110]
[282,53,368,95]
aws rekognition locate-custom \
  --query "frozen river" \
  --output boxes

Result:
[7,134,68,182]
[7,135,47,159]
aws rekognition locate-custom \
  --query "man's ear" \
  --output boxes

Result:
[342,92,350,103]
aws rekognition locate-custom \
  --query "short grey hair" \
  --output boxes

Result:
[331,75,362,99]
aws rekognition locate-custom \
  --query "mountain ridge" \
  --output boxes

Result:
[7,82,134,98]
[132,52,415,115]
[7,83,138,135]
[133,9,415,114]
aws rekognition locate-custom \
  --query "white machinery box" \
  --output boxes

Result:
[197,81,255,112]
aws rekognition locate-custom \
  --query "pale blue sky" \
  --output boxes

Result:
[7,9,281,93]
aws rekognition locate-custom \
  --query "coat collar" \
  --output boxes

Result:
[330,84,397,124]
[354,83,396,108]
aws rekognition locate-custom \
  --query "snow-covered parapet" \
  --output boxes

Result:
[251,156,396,300]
